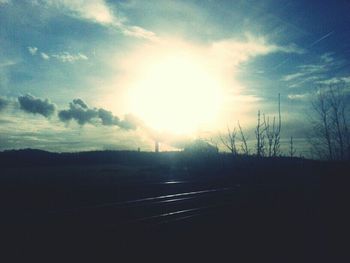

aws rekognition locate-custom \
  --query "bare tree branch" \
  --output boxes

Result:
[237,121,249,155]
[219,125,237,155]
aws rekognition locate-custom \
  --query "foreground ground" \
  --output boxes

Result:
[0,150,349,261]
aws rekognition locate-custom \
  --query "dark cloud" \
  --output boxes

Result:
[0,97,9,111]
[98,108,119,126]
[72,98,88,109]
[18,94,55,117]
[58,99,98,125]
[58,99,137,130]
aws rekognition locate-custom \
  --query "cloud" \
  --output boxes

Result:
[41,52,50,60]
[28,46,38,55]
[275,43,304,55]
[0,59,16,68]
[121,25,159,42]
[36,0,115,24]
[316,76,350,85]
[58,99,137,129]
[58,99,98,125]
[281,52,344,88]
[27,47,88,62]
[0,0,10,4]
[18,94,56,117]
[118,114,138,130]
[282,69,324,86]
[282,72,305,81]
[298,64,327,74]
[212,34,303,67]
[320,52,334,63]
[72,98,88,109]
[287,94,308,100]
[51,52,88,63]
[0,97,9,111]
[98,108,119,126]
[35,0,158,41]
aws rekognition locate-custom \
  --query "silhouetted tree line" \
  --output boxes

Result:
[217,84,350,161]
[219,94,285,158]
[308,83,350,160]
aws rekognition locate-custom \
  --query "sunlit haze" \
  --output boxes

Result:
[0,0,349,154]
[127,48,223,134]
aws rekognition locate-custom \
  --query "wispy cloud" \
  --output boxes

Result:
[0,59,17,68]
[51,52,88,63]
[121,25,158,41]
[282,72,305,81]
[320,52,334,63]
[35,0,115,24]
[281,52,347,88]
[316,76,350,85]
[27,47,88,63]
[287,93,308,100]
[275,43,304,55]
[212,34,303,68]
[40,52,50,60]
[0,0,10,4]
[35,0,158,41]
[282,64,326,84]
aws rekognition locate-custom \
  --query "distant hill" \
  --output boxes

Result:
[0,148,178,167]
[1,149,348,180]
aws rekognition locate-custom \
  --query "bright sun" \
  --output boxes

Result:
[128,52,223,134]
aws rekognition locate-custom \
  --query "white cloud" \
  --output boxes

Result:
[37,0,115,24]
[0,0,10,4]
[287,75,321,89]
[298,64,326,74]
[121,25,159,42]
[275,43,304,55]
[211,34,302,68]
[51,52,88,63]
[282,72,305,81]
[320,52,334,63]
[40,52,50,60]
[0,59,16,68]
[288,94,308,100]
[28,46,38,55]
[282,53,339,87]
[316,76,350,85]
[27,47,88,62]
[36,0,157,41]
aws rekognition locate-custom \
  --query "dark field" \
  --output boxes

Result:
[0,150,349,262]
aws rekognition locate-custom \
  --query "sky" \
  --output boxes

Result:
[0,0,350,155]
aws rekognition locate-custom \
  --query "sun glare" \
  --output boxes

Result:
[128,52,223,134]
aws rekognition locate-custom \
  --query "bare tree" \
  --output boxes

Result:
[237,121,249,155]
[255,110,267,157]
[289,136,296,158]
[310,87,334,160]
[207,137,219,153]
[264,115,275,157]
[219,126,238,154]
[309,83,350,160]
[272,93,282,157]
[328,84,346,159]
[262,94,281,157]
